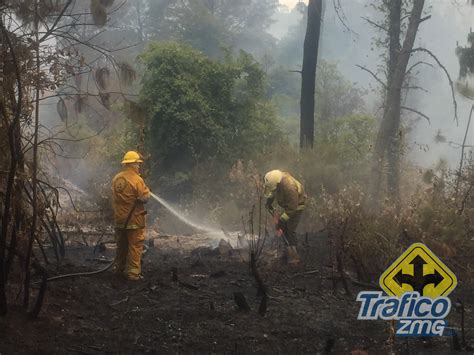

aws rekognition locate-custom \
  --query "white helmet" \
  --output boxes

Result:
[263,170,283,198]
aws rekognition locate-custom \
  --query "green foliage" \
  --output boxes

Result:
[139,42,282,192]
[316,113,375,165]
[252,114,375,196]
[267,66,300,98]
[173,1,230,58]
[76,114,139,178]
[296,114,375,194]
[269,61,367,145]
[146,0,278,58]
[315,61,366,122]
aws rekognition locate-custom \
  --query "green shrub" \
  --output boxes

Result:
[139,42,282,196]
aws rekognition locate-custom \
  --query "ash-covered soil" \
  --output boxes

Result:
[0,232,472,354]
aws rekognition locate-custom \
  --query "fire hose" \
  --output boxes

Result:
[36,200,140,283]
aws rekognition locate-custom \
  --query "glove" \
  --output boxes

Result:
[136,195,149,204]
[266,205,274,215]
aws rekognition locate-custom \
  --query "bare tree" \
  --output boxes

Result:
[365,0,457,206]
[385,0,424,203]
[0,0,138,316]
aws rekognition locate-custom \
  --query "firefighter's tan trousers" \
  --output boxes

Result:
[114,228,145,278]
[282,211,303,264]
[283,210,302,246]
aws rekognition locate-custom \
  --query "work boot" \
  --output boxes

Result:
[286,246,301,265]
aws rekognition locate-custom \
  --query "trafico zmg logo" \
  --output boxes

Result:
[356,243,457,337]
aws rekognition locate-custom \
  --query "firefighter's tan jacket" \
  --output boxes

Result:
[275,173,306,222]
[112,165,151,229]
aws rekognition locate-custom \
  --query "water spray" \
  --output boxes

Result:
[149,192,220,234]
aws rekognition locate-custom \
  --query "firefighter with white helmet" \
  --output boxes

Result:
[263,169,306,264]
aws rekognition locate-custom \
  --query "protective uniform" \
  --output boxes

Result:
[112,152,150,280]
[264,170,306,264]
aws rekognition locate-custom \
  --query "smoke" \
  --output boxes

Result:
[270,0,473,168]
[407,2,473,168]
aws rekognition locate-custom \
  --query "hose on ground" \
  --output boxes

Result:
[46,260,115,282]
[30,260,115,284]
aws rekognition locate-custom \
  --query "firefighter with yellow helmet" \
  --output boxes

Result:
[112,151,151,280]
[263,170,306,264]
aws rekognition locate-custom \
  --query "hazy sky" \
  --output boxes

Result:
[280,0,306,8]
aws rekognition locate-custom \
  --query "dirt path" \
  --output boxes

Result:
[0,234,472,353]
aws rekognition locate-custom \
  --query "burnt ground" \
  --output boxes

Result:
[1,232,473,354]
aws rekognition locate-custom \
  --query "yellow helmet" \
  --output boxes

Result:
[263,169,283,198]
[121,151,143,164]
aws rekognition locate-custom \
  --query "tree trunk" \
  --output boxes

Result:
[370,0,425,205]
[385,0,402,204]
[24,0,41,308]
[135,0,146,43]
[388,0,402,81]
[300,0,322,149]
[0,17,24,316]
[370,0,401,202]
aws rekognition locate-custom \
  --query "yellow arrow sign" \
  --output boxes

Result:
[379,243,457,298]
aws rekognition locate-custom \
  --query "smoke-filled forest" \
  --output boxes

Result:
[1,0,473,353]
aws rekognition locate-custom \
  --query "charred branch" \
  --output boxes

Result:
[38,0,74,43]
[455,105,474,198]
[401,106,431,123]
[405,60,434,75]
[362,16,388,33]
[333,0,358,35]
[355,65,386,87]
[411,47,459,125]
